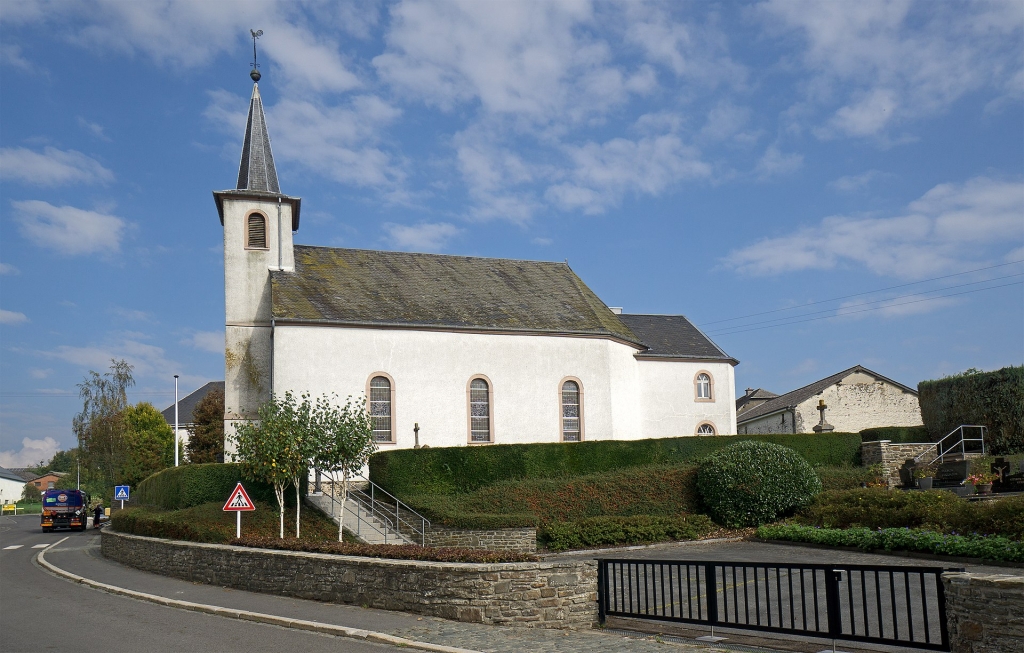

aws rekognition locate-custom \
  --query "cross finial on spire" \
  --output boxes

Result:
[250,29,263,82]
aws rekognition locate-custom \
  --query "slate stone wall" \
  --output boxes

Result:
[423,526,537,553]
[101,530,595,628]
[942,571,1024,653]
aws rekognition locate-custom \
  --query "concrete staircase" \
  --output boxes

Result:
[305,493,413,546]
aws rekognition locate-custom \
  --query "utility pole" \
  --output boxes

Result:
[174,375,180,466]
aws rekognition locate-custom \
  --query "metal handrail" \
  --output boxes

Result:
[307,486,396,543]
[310,470,430,546]
[914,425,986,467]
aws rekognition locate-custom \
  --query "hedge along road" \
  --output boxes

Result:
[0,515,420,653]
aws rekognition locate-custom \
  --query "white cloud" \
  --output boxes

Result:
[837,295,961,319]
[0,43,37,73]
[12,200,126,256]
[547,134,712,214]
[77,117,111,141]
[0,263,19,275]
[0,437,60,469]
[829,169,887,192]
[39,338,177,378]
[111,307,153,322]
[184,331,224,354]
[725,176,1024,279]
[0,147,114,187]
[0,309,29,325]
[382,222,462,251]
[260,22,360,93]
[29,368,52,379]
[761,0,1024,139]
[755,145,803,180]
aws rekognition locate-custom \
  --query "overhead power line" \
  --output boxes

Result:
[706,280,1023,337]
[699,259,1024,327]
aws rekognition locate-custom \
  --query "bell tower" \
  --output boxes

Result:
[213,38,301,452]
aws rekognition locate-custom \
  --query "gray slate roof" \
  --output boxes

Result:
[736,388,779,413]
[617,314,737,363]
[236,83,280,194]
[272,246,644,345]
[162,381,224,427]
[736,365,917,424]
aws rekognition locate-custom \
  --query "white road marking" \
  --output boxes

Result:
[32,543,50,548]
[3,545,23,550]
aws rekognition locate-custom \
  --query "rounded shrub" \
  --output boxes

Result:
[698,441,822,527]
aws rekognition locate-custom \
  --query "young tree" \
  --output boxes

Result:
[120,402,175,486]
[21,482,41,502]
[311,394,376,542]
[73,359,134,489]
[186,388,225,464]
[231,392,310,539]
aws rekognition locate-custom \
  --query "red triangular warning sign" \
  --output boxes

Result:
[223,482,256,511]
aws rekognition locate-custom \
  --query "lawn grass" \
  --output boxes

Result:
[2,502,41,514]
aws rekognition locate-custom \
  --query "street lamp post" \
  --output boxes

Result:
[174,375,180,467]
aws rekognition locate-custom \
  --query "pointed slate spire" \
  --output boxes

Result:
[236,83,281,194]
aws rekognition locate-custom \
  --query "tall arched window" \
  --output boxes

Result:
[468,377,492,443]
[369,375,394,443]
[561,379,582,442]
[695,372,713,401]
[696,422,716,436]
[247,213,267,249]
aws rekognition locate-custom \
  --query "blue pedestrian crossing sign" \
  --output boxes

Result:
[114,486,130,501]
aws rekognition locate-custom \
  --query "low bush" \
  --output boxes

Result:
[698,441,822,527]
[231,536,538,563]
[757,524,1024,563]
[815,465,885,490]
[134,463,303,511]
[111,500,336,543]
[860,426,929,443]
[796,488,1024,540]
[370,433,862,497]
[539,515,714,551]
[405,464,699,528]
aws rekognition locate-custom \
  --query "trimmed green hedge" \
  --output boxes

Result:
[796,488,1024,539]
[757,524,1024,563]
[918,365,1024,454]
[406,464,699,528]
[539,515,714,552]
[860,426,928,443]
[370,433,861,497]
[134,463,303,510]
[698,441,821,527]
[815,465,884,490]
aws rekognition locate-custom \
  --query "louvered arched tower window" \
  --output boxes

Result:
[246,213,267,249]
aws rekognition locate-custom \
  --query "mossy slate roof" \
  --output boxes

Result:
[272,246,644,345]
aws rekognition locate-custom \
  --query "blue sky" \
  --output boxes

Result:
[1,1,1022,467]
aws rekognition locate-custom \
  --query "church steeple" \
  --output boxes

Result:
[236,83,281,194]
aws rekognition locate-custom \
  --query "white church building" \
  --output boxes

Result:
[216,82,739,453]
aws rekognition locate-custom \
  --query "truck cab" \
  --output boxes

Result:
[41,489,89,532]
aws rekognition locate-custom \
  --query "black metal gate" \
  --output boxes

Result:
[597,560,960,651]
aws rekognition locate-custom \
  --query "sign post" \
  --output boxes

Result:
[114,485,130,509]
[222,482,255,538]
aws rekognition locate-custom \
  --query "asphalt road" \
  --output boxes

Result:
[0,515,404,653]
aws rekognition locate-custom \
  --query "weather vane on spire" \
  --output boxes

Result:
[250,29,263,82]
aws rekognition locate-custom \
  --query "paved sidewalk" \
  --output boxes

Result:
[41,530,737,653]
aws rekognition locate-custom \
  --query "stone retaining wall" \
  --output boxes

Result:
[861,440,935,488]
[423,526,537,553]
[101,529,595,628]
[941,571,1024,653]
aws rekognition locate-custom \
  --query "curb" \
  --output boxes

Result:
[36,541,480,653]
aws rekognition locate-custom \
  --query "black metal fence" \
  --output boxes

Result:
[597,560,959,651]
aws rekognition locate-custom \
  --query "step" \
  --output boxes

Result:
[305,494,412,546]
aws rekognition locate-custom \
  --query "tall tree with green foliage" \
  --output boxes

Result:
[311,394,376,542]
[73,359,134,489]
[186,388,225,464]
[120,402,175,486]
[231,392,310,539]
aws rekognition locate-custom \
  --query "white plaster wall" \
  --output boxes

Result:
[795,377,922,434]
[272,326,648,449]
[637,360,737,437]
[0,477,25,504]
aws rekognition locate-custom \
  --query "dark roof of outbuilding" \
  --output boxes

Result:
[162,381,224,427]
[271,246,646,346]
[736,365,917,424]
[736,388,779,413]
[0,466,29,483]
[617,314,738,364]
